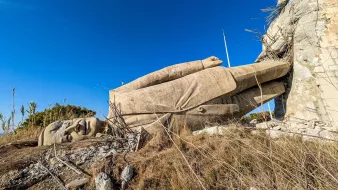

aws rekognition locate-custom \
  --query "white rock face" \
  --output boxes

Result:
[259,0,338,129]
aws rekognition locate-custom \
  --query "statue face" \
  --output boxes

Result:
[65,117,105,142]
[38,117,106,146]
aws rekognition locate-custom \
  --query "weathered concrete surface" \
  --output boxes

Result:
[108,57,290,133]
[259,0,338,129]
[316,0,338,127]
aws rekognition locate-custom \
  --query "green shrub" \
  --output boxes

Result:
[18,103,96,130]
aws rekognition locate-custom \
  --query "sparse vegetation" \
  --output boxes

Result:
[0,88,96,145]
[0,103,96,144]
[122,127,338,190]
[18,103,96,130]
[0,125,43,145]
[241,111,274,122]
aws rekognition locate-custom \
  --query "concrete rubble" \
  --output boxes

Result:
[0,163,49,189]
[0,133,138,190]
[193,119,338,141]
[264,119,338,141]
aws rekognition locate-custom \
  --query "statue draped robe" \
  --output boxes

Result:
[108,56,290,133]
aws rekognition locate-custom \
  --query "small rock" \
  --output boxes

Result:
[69,154,76,160]
[273,126,282,130]
[75,160,84,166]
[49,158,58,166]
[249,119,257,124]
[256,122,269,129]
[96,133,104,137]
[267,130,284,138]
[95,172,113,190]
[299,128,307,133]
[251,130,260,135]
[104,149,118,158]
[305,128,321,137]
[192,126,228,135]
[65,178,89,189]
[319,130,338,141]
[121,165,134,190]
[45,153,52,161]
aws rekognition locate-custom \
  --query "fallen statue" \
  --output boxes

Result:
[108,56,290,133]
[39,56,290,146]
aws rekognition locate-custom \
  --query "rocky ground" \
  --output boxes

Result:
[0,135,137,190]
[1,123,338,190]
[192,118,338,142]
[254,119,338,141]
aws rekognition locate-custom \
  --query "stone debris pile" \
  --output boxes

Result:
[192,119,338,141]
[0,134,138,190]
[262,120,338,141]
[0,163,49,189]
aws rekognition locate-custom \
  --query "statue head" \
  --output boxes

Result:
[38,117,107,146]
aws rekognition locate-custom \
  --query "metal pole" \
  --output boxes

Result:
[268,102,273,119]
[222,29,231,68]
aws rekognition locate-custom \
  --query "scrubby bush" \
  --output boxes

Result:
[19,103,96,130]
[241,111,274,123]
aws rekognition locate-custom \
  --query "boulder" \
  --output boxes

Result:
[95,172,113,190]
[121,165,135,190]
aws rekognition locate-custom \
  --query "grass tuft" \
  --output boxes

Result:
[0,126,42,145]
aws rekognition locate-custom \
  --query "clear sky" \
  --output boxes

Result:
[0,0,275,130]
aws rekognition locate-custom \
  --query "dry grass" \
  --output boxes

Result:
[0,126,42,145]
[117,127,338,190]
[2,123,338,190]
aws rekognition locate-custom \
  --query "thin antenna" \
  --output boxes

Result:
[222,29,231,68]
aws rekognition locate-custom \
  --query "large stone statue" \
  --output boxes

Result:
[108,56,290,133]
[38,56,290,146]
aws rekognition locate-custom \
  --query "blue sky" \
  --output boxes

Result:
[0,0,275,130]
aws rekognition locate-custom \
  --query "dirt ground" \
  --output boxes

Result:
[0,140,48,176]
[2,129,338,190]
[0,138,133,189]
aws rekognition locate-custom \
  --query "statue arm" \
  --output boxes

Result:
[114,56,223,93]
